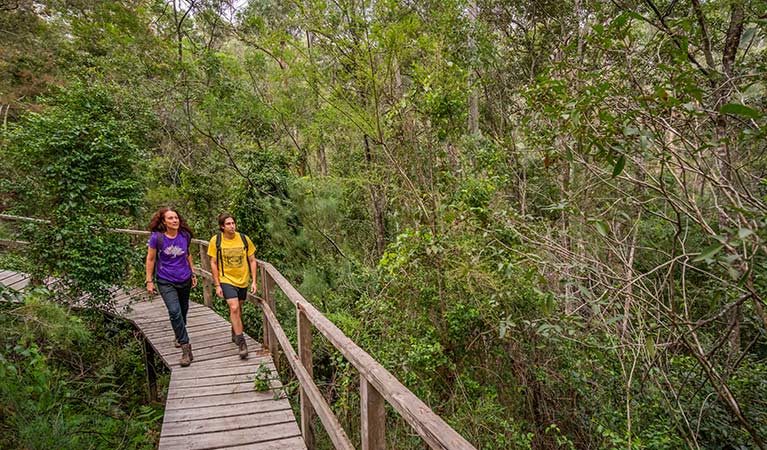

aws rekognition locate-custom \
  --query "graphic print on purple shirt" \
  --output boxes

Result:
[148,232,192,283]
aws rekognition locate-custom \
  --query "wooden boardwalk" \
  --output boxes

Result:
[0,270,307,450]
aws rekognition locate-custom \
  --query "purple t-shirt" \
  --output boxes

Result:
[148,232,192,283]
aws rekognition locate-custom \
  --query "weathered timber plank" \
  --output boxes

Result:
[161,409,296,436]
[164,391,286,410]
[167,381,259,400]
[163,401,292,423]
[222,436,307,450]
[170,365,277,387]
[169,358,273,381]
[159,421,302,450]
[0,272,29,290]
[0,270,20,282]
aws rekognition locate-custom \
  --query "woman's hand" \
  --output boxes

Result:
[146,280,155,295]
[191,275,198,288]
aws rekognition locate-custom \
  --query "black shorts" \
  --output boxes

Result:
[221,283,247,301]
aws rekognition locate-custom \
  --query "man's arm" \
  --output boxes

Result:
[210,256,223,298]
[249,254,258,294]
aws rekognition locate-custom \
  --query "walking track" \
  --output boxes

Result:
[0,270,307,450]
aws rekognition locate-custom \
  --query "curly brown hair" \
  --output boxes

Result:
[148,207,194,238]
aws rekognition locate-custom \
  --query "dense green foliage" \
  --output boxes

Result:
[3,83,152,304]
[0,289,163,449]
[1,0,766,448]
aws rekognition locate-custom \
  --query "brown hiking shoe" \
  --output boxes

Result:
[180,343,192,367]
[237,335,248,359]
[231,327,236,343]
[174,339,181,348]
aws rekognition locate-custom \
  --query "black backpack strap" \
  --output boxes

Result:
[239,232,248,256]
[216,231,224,278]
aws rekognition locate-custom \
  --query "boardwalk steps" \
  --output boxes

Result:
[0,270,307,450]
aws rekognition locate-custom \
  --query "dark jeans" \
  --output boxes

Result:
[156,277,192,345]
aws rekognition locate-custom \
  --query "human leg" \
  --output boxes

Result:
[226,296,243,334]
[221,284,246,334]
[156,279,190,345]
[221,284,248,359]
[177,279,191,326]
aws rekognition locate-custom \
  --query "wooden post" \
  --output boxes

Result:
[261,267,278,368]
[361,377,386,450]
[199,244,213,307]
[143,337,158,403]
[298,306,316,449]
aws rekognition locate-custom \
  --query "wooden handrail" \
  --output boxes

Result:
[0,214,477,449]
[260,300,354,450]
[262,262,477,450]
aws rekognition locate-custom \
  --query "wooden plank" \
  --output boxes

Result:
[170,360,275,381]
[169,354,271,377]
[7,275,31,290]
[170,372,268,389]
[223,437,307,450]
[161,409,297,436]
[164,390,286,410]
[0,272,27,289]
[0,270,20,282]
[159,421,302,450]
[163,401,291,423]
[167,381,262,400]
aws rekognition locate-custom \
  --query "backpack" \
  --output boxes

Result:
[215,231,249,278]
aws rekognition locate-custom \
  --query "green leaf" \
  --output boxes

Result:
[595,220,609,237]
[693,244,723,262]
[737,228,753,239]
[646,335,656,359]
[719,103,762,119]
[612,155,626,177]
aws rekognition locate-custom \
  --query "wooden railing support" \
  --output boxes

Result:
[142,337,158,403]
[198,244,213,307]
[298,305,316,449]
[261,266,278,369]
[362,378,386,450]
[261,301,354,450]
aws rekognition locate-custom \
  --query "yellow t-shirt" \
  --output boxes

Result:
[207,233,256,288]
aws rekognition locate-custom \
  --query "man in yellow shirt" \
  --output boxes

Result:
[208,213,257,358]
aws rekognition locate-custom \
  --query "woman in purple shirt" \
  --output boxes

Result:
[145,207,198,367]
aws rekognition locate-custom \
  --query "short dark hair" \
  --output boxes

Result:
[218,213,234,231]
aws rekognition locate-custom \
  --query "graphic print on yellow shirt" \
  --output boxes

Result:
[207,233,256,288]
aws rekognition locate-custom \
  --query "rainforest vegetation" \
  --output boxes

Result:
[1,0,766,448]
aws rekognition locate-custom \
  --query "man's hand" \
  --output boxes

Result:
[251,281,258,294]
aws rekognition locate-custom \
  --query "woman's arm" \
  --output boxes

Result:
[187,253,197,288]
[145,247,157,294]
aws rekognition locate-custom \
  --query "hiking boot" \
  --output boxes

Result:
[180,343,192,367]
[174,339,181,348]
[231,327,237,343]
[237,335,248,359]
